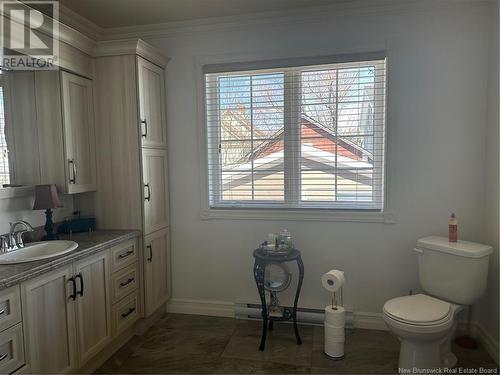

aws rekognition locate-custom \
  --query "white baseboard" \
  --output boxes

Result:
[352,311,388,331]
[455,320,499,365]
[474,322,500,365]
[167,298,235,318]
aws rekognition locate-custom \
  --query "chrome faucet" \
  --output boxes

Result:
[0,221,34,252]
[10,221,34,248]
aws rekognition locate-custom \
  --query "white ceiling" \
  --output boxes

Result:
[59,0,341,28]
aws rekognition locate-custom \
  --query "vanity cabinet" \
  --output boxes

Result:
[35,70,96,194]
[20,239,138,374]
[92,40,171,318]
[21,266,78,374]
[73,252,111,364]
[109,239,140,335]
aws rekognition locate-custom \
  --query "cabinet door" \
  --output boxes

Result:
[2,71,41,186]
[142,148,169,234]
[35,71,66,191]
[137,57,167,148]
[0,323,25,375]
[73,251,111,364]
[144,228,171,317]
[61,71,97,194]
[21,266,77,374]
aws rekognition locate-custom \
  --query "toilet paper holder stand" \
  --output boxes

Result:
[330,287,344,310]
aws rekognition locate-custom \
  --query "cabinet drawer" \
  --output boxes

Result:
[0,286,21,332]
[0,323,25,375]
[111,264,138,304]
[112,293,139,335]
[110,240,138,272]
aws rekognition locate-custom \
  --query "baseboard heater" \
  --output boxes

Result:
[234,303,354,326]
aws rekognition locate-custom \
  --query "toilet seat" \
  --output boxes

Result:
[383,294,452,327]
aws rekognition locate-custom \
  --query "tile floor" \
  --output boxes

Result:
[96,314,498,374]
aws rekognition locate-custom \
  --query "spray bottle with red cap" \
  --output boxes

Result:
[448,213,458,242]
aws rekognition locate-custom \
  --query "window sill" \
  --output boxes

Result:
[200,208,395,223]
[0,186,34,200]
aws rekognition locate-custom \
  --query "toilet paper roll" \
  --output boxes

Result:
[324,322,345,359]
[325,323,345,337]
[321,270,345,292]
[324,306,346,326]
[325,341,345,359]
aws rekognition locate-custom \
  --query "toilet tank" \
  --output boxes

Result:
[415,236,493,305]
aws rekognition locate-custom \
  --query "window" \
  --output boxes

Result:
[204,55,386,210]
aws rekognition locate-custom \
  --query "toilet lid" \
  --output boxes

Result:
[383,294,452,325]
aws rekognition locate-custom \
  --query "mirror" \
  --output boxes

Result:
[0,68,41,189]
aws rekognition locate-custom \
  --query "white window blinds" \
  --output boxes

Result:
[204,55,386,210]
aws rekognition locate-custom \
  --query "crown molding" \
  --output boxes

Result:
[100,0,490,40]
[59,4,104,42]
[57,18,97,55]
[93,39,169,68]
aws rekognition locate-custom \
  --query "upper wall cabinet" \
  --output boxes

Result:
[137,57,167,149]
[60,72,97,193]
[36,71,96,194]
[1,72,40,187]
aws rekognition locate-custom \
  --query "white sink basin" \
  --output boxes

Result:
[0,240,78,264]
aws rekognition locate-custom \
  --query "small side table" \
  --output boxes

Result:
[252,248,304,351]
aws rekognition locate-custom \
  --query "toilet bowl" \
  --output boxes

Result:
[383,236,492,371]
[383,294,463,369]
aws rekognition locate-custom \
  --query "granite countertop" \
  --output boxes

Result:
[0,229,141,290]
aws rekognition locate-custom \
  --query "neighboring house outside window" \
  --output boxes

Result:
[204,56,386,211]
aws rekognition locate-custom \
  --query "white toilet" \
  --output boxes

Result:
[383,236,492,370]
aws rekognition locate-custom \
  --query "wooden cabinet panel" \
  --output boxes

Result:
[21,267,77,374]
[61,71,96,193]
[0,285,21,333]
[111,264,138,304]
[110,239,138,273]
[144,228,170,317]
[137,57,167,149]
[142,148,169,234]
[92,55,143,230]
[0,323,25,375]
[35,71,66,191]
[112,292,139,335]
[2,72,40,186]
[73,252,111,364]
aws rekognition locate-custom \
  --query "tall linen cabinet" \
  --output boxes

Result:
[90,40,171,317]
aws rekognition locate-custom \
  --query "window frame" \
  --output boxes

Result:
[198,52,392,223]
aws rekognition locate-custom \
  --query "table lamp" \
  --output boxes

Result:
[33,184,62,240]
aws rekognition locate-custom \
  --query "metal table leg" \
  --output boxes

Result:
[292,256,304,345]
[253,260,267,351]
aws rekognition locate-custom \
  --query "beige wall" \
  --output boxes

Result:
[474,0,499,359]
[149,0,494,322]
